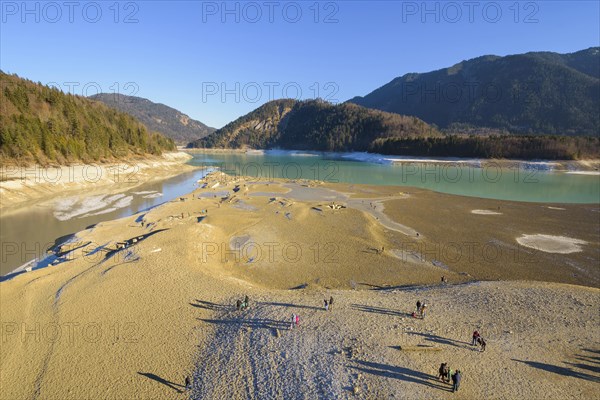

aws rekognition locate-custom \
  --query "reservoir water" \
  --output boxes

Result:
[1,150,598,276]
[188,151,600,204]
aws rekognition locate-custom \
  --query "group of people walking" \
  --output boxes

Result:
[438,363,462,393]
[231,293,481,394]
[235,295,249,311]
[290,313,300,329]
[412,300,428,319]
[235,295,335,331]
[291,296,334,330]
[407,298,487,394]
[434,329,488,394]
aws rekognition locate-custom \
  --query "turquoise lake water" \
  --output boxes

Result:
[188,151,600,204]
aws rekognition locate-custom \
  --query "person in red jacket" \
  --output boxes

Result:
[472,330,480,346]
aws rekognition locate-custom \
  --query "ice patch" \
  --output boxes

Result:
[265,149,320,157]
[516,234,587,254]
[53,194,132,221]
[566,171,600,175]
[340,152,484,166]
[471,209,502,215]
[105,194,126,203]
[340,152,396,165]
[143,193,163,199]
[113,195,133,208]
[53,194,112,221]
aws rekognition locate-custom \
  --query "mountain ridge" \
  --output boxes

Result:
[89,93,215,145]
[348,47,600,135]
[187,99,440,151]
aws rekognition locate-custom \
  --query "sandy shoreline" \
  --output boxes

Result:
[1,172,598,399]
[0,152,196,210]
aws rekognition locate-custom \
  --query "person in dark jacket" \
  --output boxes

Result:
[478,337,487,352]
[438,363,449,382]
[452,370,461,393]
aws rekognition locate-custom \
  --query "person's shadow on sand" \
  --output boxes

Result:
[190,300,230,311]
[137,372,185,393]
[351,304,411,317]
[512,359,600,383]
[407,331,472,349]
[261,301,321,311]
[349,360,451,392]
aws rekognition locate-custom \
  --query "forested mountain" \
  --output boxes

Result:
[0,72,175,165]
[349,47,600,136]
[188,99,440,151]
[89,93,215,144]
[190,99,599,160]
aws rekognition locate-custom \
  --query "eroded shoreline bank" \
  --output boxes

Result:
[0,152,197,210]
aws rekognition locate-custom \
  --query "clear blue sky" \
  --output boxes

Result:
[2,1,599,128]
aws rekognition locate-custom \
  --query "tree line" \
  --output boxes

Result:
[1,72,175,165]
[369,135,600,160]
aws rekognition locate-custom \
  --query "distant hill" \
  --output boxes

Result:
[349,47,600,136]
[190,99,599,160]
[90,93,215,144]
[188,99,440,151]
[0,72,175,164]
